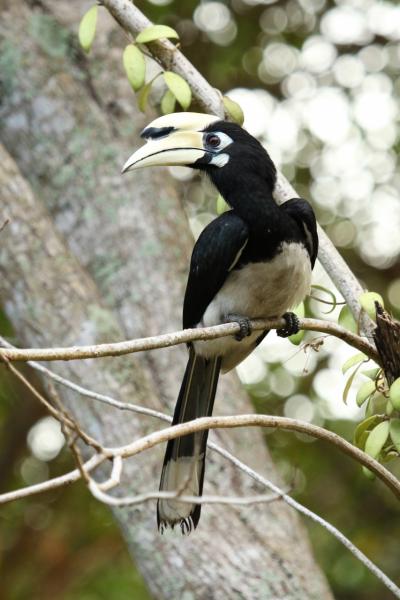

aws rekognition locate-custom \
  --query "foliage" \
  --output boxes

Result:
[78,5,98,53]
[3,0,400,598]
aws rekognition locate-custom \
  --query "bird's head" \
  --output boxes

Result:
[122,112,277,194]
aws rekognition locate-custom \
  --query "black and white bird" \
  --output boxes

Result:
[122,112,318,534]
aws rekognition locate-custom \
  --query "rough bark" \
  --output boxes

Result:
[0,2,332,598]
[374,304,400,386]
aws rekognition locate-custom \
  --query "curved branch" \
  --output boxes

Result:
[104,414,400,500]
[0,317,379,363]
[0,357,398,596]
[0,453,105,504]
[88,483,284,508]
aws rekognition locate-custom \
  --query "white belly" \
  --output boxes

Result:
[193,242,312,371]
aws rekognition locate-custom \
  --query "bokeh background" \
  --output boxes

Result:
[1,0,399,598]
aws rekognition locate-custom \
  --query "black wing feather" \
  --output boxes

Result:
[281,198,318,267]
[183,211,249,329]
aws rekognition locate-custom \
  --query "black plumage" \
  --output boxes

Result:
[156,122,318,533]
[122,115,318,533]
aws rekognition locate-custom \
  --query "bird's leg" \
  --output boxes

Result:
[276,312,300,338]
[224,313,253,341]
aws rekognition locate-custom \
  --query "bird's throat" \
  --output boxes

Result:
[212,175,282,233]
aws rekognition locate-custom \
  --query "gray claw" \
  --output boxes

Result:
[225,313,253,341]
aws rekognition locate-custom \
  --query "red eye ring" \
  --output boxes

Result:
[206,134,221,148]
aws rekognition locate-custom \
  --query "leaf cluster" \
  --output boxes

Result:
[78,6,244,119]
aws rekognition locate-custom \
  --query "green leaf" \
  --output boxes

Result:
[338,305,357,334]
[342,353,367,374]
[357,431,370,450]
[137,80,153,113]
[359,291,384,322]
[389,418,400,452]
[163,71,191,110]
[78,5,98,53]
[354,415,382,448]
[288,329,305,346]
[386,400,394,416]
[365,420,390,459]
[294,302,305,318]
[216,194,229,215]
[362,466,375,480]
[389,377,400,410]
[362,367,380,380]
[371,393,387,414]
[288,303,305,345]
[223,96,244,125]
[356,380,376,407]
[123,45,146,92]
[381,449,398,462]
[365,396,374,418]
[136,25,179,44]
[160,89,176,114]
[343,360,363,404]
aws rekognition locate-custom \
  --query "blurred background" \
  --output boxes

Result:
[1,0,399,598]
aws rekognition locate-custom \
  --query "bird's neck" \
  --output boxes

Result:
[213,173,282,233]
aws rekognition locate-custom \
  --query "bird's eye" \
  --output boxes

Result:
[206,134,221,148]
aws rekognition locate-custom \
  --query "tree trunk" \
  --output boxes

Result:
[0,2,332,598]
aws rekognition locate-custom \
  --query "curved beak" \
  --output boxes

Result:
[121,131,206,172]
[122,112,220,173]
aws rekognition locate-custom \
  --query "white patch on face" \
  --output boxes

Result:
[210,153,230,167]
[210,131,234,150]
[205,131,233,168]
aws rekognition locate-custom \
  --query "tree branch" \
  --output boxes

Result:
[98,415,400,500]
[3,349,395,505]
[101,0,375,340]
[1,355,398,597]
[88,484,284,509]
[0,317,380,364]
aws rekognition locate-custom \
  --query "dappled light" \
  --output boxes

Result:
[1,0,400,598]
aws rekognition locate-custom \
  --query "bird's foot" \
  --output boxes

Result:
[276,312,300,338]
[225,313,252,341]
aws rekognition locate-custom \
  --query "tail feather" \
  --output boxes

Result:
[157,347,221,533]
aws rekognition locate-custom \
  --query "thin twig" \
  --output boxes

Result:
[0,317,380,364]
[0,453,105,504]
[0,366,398,596]
[1,357,74,425]
[0,353,101,451]
[88,483,284,508]
[97,456,123,491]
[213,443,400,599]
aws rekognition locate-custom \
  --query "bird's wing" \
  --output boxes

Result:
[281,198,318,267]
[183,211,249,329]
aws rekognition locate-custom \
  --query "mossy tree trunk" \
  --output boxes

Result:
[0,2,332,598]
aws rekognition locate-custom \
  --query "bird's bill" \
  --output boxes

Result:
[121,112,220,173]
[121,131,205,172]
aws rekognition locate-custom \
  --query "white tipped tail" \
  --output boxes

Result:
[157,349,221,533]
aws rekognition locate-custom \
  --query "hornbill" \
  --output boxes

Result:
[122,112,318,534]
